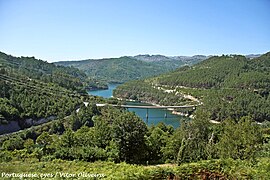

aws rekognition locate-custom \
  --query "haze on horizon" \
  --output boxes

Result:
[0,0,269,62]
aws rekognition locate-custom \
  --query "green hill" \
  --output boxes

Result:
[0,51,103,132]
[55,55,207,83]
[114,52,270,122]
[0,52,107,92]
[153,53,270,89]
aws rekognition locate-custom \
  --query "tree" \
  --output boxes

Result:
[112,111,147,163]
[217,116,263,160]
[58,129,75,148]
[146,126,168,164]
[23,138,34,153]
[2,136,24,151]
[93,116,112,148]
[36,132,52,146]
[36,132,53,154]
[177,112,214,164]
[162,111,216,164]
[74,126,96,147]
[162,124,185,163]
[32,148,43,162]
[49,121,65,134]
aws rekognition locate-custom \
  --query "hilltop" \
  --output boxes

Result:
[55,55,207,83]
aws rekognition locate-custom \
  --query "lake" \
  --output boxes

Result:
[89,83,119,98]
[88,84,186,128]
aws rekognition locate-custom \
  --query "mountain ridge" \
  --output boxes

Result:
[54,55,208,83]
[55,53,261,63]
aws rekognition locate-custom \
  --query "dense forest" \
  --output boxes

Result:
[55,55,206,83]
[114,53,270,122]
[0,52,107,92]
[1,104,270,178]
[0,52,108,132]
[0,52,270,179]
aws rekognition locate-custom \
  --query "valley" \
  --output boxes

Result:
[0,51,270,179]
[1,1,269,178]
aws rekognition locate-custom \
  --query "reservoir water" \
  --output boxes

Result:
[89,84,119,98]
[88,84,185,128]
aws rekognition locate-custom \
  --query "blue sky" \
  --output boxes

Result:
[0,0,269,62]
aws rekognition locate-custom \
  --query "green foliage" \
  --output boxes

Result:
[58,129,76,148]
[36,132,53,154]
[0,52,91,132]
[161,113,216,165]
[112,111,148,163]
[162,124,185,162]
[201,89,270,122]
[0,83,82,126]
[0,51,92,92]
[23,139,34,153]
[74,126,95,146]
[0,104,269,179]
[0,150,12,162]
[49,121,65,134]
[2,136,24,151]
[93,116,112,148]
[146,126,169,163]
[0,158,270,179]
[68,103,99,131]
[217,117,263,160]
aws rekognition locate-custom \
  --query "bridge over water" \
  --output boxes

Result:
[96,103,197,109]
[96,103,197,124]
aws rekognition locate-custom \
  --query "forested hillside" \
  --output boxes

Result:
[155,53,270,89]
[0,52,270,179]
[55,55,207,83]
[0,52,107,91]
[0,52,107,133]
[114,53,270,122]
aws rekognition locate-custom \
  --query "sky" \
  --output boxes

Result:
[0,0,269,62]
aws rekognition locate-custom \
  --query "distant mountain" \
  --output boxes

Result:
[245,54,261,59]
[132,54,172,62]
[133,54,209,63]
[55,55,207,83]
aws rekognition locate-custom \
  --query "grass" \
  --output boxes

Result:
[1,158,270,179]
